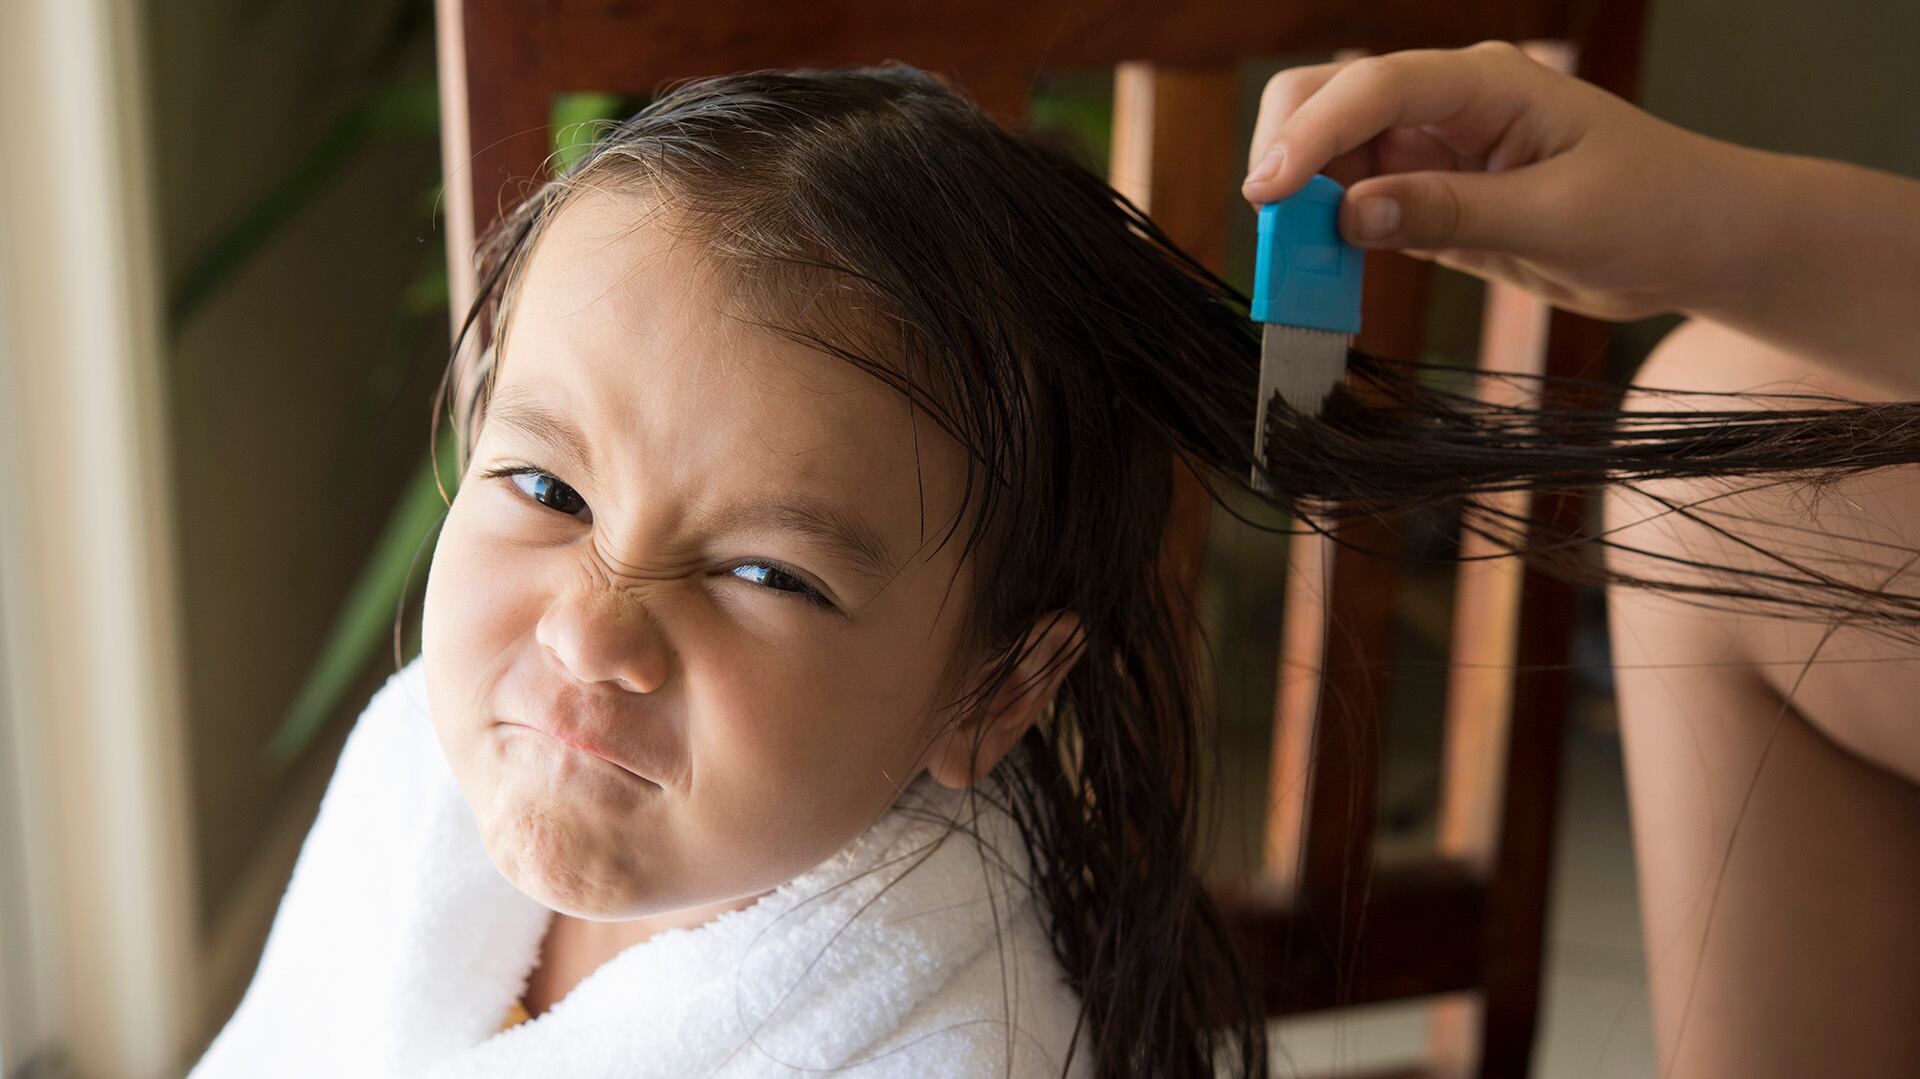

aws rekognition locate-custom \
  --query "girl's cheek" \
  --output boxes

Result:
[424,495,545,669]
[676,617,853,776]
[702,630,927,788]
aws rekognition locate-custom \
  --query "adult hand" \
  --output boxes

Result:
[1241,41,1756,322]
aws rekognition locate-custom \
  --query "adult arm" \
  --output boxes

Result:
[1241,41,1920,395]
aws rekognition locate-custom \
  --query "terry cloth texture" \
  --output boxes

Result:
[190,658,1092,1077]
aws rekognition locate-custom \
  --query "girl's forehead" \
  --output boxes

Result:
[508,189,872,425]
[490,186,972,557]
[517,189,735,351]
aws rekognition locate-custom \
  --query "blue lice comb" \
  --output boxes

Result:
[1249,174,1365,492]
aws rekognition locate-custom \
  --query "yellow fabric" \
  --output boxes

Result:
[499,998,532,1032]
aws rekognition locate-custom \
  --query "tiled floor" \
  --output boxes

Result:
[1257,725,1656,1077]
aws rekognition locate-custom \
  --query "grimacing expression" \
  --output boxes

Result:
[420,185,990,921]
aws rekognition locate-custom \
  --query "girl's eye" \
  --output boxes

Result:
[486,466,590,518]
[729,562,834,610]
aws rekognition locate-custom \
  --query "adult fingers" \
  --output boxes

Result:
[1247,71,1479,204]
[1372,125,1470,178]
[1242,42,1543,202]
[1245,60,1350,174]
[1339,165,1563,256]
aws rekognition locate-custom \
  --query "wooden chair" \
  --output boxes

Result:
[434,3,1647,1074]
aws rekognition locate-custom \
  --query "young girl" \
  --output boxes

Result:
[194,51,1920,1078]
[192,65,1255,1078]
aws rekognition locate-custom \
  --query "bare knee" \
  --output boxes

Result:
[1613,317,1920,781]
[1631,317,1891,406]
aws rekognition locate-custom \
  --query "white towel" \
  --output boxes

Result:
[190,658,1092,1077]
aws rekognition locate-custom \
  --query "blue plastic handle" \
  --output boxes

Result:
[1249,174,1364,334]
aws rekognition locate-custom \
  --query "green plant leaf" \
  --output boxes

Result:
[400,264,449,317]
[362,77,441,134]
[1028,78,1115,174]
[263,428,460,770]
[550,92,631,174]
[169,77,441,333]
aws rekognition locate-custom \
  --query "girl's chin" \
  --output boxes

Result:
[482,827,654,915]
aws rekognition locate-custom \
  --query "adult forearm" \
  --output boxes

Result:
[1692,149,1920,396]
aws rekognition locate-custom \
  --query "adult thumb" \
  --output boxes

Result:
[1340,170,1537,254]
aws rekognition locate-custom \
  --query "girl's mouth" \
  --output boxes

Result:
[501,720,662,789]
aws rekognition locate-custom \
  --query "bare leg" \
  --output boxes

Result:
[1605,317,1920,1078]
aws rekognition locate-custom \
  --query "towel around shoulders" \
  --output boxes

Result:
[189,658,1093,1078]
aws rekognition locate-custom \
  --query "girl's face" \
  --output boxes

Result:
[421,186,986,921]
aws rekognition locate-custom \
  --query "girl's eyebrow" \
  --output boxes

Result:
[487,383,896,581]
[706,499,899,582]
[488,385,598,483]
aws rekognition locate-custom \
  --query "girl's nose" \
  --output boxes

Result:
[534,588,672,694]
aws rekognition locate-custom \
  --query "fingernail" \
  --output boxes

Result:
[1353,196,1400,240]
[1244,147,1285,186]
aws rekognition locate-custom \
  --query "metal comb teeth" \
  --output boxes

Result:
[1251,324,1349,493]
[1247,175,1363,492]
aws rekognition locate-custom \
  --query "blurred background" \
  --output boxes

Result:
[0,0,1915,1076]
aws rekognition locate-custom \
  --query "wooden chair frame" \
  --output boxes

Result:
[435,4,1647,1074]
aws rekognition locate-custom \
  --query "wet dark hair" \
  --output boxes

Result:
[431,64,1920,1076]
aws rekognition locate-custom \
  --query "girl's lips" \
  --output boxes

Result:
[505,721,661,788]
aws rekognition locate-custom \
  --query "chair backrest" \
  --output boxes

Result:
[434,3,1646,1073]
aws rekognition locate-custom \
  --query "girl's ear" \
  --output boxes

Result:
[926,610,1085,790]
